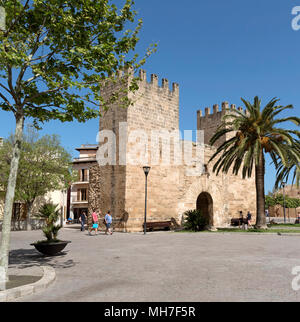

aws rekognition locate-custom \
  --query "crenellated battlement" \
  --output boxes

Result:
[197,101,246,118]
[138,69,179,96]
[105,68,179,97]
[197,102,247,147]
[101,68,180,133]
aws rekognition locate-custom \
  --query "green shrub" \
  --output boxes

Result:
[265,194,300,208]
[183,209,209,231]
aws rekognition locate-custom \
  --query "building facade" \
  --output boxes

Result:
[87,70,257,232]
[0,189,67,230]
[70,145,98,222]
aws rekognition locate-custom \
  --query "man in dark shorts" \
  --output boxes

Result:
[239,211,244,229]
[79,211,87,232]
[247,211,252,229]
[104,210,113,235]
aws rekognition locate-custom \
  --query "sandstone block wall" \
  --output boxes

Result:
[269,205,300,218]
[197,103,245,147]
[88,70,257,232]
[123,71,180,231]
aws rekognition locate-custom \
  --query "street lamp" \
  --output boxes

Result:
[282,182,287,224]
[143,166,151,235]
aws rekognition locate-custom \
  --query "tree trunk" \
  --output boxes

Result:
[25,202,34,231]
[0,114,24,283]
[255,149,267,229]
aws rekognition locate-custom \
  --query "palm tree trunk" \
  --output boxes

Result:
[255,149,267,229]
[0,113,24,283]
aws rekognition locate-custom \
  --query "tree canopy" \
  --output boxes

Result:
[273,140,300,189]
[0,0,155,123]
[265,194,300,209]
[209,97,300,180]
[0,127,75,208]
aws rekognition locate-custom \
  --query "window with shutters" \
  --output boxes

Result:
[81,188,87,201]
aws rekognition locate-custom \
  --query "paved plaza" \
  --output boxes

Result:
[3,227,300,302]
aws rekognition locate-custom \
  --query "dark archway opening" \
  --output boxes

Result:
[196,192,213,226]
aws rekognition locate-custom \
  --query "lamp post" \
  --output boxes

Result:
[143,166,151,235]
[282,182,287,224]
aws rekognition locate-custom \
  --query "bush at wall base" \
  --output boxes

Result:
[183,209,209,231]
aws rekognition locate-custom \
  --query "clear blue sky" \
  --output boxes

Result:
[0,0,299,193]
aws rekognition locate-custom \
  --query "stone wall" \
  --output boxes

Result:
[267,185,300,219]
[179,145,256,227]
[0,219,46,231]
[88,70,257,232]
[269,205,300,218]
[275,185,300,199]
[197,103,245,148]
[88,164,127,230]
[122,71,180,231]
[93,72,130,229]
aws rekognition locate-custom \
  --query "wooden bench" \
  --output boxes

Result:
[144,221,172,232]
[231,218,248,227]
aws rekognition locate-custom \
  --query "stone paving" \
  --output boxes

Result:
[3,227,300,302]
[0,266,55,302]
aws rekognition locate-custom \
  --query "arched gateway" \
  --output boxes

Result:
[196,192,213,227]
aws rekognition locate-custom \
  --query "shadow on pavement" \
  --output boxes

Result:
[9,248,76,270]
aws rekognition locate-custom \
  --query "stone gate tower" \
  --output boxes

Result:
[88,70,256,232]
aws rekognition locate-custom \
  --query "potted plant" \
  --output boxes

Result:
[31,203,71,256]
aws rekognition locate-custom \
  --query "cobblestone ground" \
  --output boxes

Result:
[3,227,300,302]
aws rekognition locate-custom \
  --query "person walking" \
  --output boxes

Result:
[239,211,244,230]
[79,211,87,232]
[104,211,113,235]
[246,211,253,229]
[296,211,300,224]
[89,210,99,236]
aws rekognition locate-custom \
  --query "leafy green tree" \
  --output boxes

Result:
[0,128,75,230]
[0,0,155,282]
[209,97,300,229]
[265,195,276,208]
[266,194,300,209]
[265,193,300,220]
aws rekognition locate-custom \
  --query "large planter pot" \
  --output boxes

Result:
[31,241,71,256]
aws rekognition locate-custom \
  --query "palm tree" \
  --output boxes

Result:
[209,97,300,229]
[273,140,300,189]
